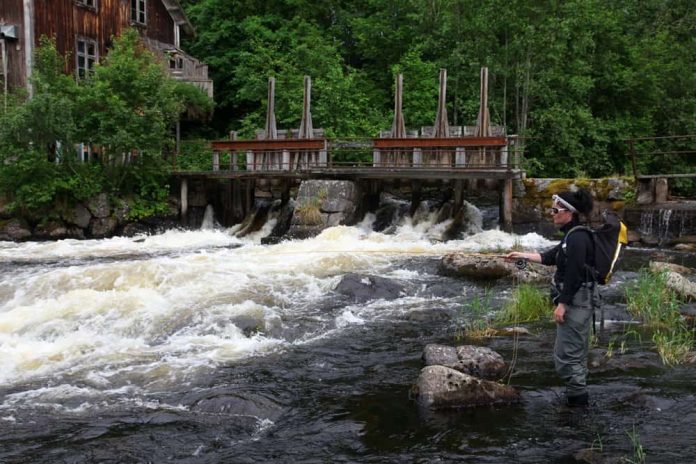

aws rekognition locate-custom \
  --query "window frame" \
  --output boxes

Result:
[131,0,147,25]
[75,36,99,80]
[75,0,98,10]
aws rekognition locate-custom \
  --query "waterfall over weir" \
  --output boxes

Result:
[634,205,696,245]
[200,204,217,230]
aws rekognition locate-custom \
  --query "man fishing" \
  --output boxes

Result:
[506,189,596,408]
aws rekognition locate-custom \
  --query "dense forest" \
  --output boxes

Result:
[1,1,693,221]
[180,0,695,183]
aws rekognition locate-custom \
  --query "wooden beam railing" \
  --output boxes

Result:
[205,136,515,172]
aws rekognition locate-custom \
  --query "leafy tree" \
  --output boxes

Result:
[0,31,213,218]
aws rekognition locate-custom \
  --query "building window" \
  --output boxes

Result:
[169,56,183,71]
[131,0,147,25]
[76,37,98,80]
[76,0,97,9]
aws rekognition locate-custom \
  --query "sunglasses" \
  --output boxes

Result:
[550,207,569,214]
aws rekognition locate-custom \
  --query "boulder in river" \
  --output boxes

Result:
[415,365,520,409]
[649,261,694,276]
[334,273,404,303]
[648,261,696,301]
[439,252,552,283]
[422,344,507,380]
[0,218,32,241]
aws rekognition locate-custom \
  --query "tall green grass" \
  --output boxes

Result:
[455,289,495,339]
[625,269,681,327]
[625,268,694,365]
[496,283,551,324]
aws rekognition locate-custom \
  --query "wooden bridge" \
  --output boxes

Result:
[175,69,524,231]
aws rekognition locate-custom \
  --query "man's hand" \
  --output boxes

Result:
[554,303,566,324]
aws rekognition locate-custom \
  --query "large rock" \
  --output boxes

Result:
[649,261,694,275]
[664,271,696,301]
[288,180,358,238]
[415,365,520,409]
[87,193,111,219]
[0,218,32,241]
[334,273,404,303]
[65,203,92,229]
[422,344,507,379]
[34,220,68,239]
[89,217,118,238]
[648,261,696,301]
[439,253,552,283]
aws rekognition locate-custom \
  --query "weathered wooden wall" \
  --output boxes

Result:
[0,0,27,89]
[2,0,175,89]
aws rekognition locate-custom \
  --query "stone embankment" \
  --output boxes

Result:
[0,193,179,241]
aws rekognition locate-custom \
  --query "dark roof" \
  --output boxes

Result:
[160,0,195,36]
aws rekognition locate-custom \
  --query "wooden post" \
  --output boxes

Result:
[413,148,422,167]
[455,147,466,167]
[213,151,220,171]
[373,148,381,167]
[655,177,668,203]
[282,149,290,171]
[454,179,464,213]
[501,176,513,232]
[281,178,291,206]
[410,180,422,217]
[319,140,328,167]
[245,179,255,213]
[229,131,238,171]
[180,178,188,224]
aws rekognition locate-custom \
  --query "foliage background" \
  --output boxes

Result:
[180,0,695,183]
[0,30,212,218]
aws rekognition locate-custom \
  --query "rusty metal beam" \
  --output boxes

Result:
[374,137,506,149]
[211,139,326,151]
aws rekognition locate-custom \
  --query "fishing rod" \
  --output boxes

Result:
[255,249,530,269]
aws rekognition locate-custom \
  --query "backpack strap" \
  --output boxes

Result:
[565,225,597,283]
[566,225,603,336]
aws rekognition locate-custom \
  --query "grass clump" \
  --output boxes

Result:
[496,283,552,324]
[294,198,323,225]
[625,269,680,327]
[625,268,694,365]
[294,187,328,226]
[455,289,496,339]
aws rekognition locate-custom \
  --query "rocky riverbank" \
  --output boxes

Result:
[0,193,180,241]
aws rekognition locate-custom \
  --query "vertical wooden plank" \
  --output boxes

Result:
[413,148,422,167]
[212,151,220,171]
[501,176,513,232]
[282,149,290,171]
[373,148,381,168]
[180,178,188,224]
[246,150,254,171]
[455,147,466,167]
[229,131,238,171]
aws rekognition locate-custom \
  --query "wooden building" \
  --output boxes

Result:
[0,0,212,99]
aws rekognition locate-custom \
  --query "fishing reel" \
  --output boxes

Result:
[514,258,528,270]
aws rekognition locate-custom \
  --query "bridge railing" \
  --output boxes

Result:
[627,134,696,202]
[207,135,521,172]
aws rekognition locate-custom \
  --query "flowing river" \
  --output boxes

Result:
[1,212,695,463]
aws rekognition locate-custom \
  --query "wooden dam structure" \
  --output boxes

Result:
[175,68,523,231]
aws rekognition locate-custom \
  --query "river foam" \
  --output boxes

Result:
[0,222,554,395]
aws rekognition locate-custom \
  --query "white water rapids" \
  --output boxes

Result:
[0,213,554,414]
